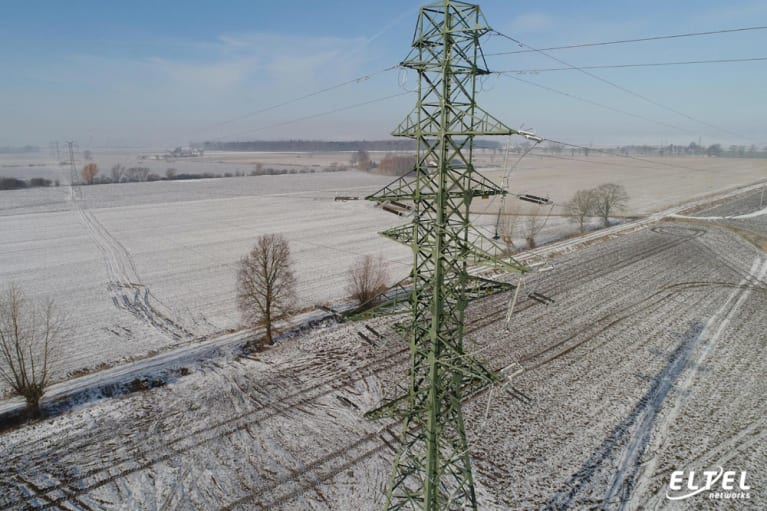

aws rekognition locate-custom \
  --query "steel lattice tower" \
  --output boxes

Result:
[366,1,525,509]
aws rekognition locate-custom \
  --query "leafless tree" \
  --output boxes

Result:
[347,255,389,305]
[498,202,520,253]
[522,206,545,249]
[0,285,62,417]
[566,188,597,233]
[378,154,416,176]
[111,164,125,183]
[594,183,629,227]
[81,162,99,185]
[126,166,150,182]
[237,234,297,346]
[165,168,177,180]
[350,150,371,171]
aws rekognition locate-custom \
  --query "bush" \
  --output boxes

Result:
[347,255,389,305]
[29,178,52,188]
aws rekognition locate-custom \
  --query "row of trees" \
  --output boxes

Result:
[0,177,59,190]
[0,145,39,154]
[494,183,630,252]
[200,139,502,152]
[491,141,767,159]
[349,150,418,176]
[79,163,152,185]
[76,162,350,186]
[236,234,390,346]
[566,183,629,233]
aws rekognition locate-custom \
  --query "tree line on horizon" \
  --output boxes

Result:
[198,139,767,159]
[527,141,767,158]
[198,139,503,152]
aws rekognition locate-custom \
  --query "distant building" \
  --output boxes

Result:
[168,146,204,158]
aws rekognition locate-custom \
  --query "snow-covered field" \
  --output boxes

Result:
[0,191,764,509]
[0,167,413,393]
[1,149,766,506]
[0,150,765,393]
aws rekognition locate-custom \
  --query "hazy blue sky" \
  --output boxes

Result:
[1,0,766,148]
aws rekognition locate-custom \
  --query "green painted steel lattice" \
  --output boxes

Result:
[366,1,527,509]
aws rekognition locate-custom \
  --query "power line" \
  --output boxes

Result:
[491,30,747,141]
[189,65,400,138]
[208,91,413,142]
[503,74,694,134]
[542,137,703,172]
[498,56,767,74]
[526,141,767,191]
[487,25,767,56]
[522,149,682,174]
[483,143,759,211]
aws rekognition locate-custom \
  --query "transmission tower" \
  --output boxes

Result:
[65,141,78,186]
[365,1,527,509]
[49,141,61,161]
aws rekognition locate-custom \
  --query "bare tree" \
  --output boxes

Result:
[126,166,150,182]
[566,188,597,234]
[498,202,520,253]
[347,255,389,305]
[350,149,371,171]
[594,183,629,227]
[237,234,297,346]
[81,162,99,185]
[378,154,416,176]
[0,285,62,417]
[522,206,545,249]
[110,164,125,183]
[165,168,177,180]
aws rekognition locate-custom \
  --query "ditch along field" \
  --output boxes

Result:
[0,188,765,510]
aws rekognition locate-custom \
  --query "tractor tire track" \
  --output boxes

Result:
[623,256,767,510]
[72,189,194,341]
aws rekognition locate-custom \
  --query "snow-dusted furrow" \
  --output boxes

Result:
[625,256,767,510]
[1,191,765,509]
[461,219,765,509]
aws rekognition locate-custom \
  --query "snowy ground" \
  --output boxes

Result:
[0,169,412,392]
[0,188,764,510]
[0,150,764,395]
[682,187,767,245]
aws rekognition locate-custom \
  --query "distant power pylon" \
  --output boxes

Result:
[49,141,61,161]
[365,1,528,509]
[65,141,78,187]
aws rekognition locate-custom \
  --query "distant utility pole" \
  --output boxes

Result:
[49,141,60,161]
[65,141,78,187]
[365,1,527,509]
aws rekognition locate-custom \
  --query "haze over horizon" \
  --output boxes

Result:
[1,0,766,150]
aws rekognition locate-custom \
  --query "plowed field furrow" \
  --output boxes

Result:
[1,212,764,510]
